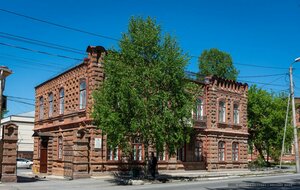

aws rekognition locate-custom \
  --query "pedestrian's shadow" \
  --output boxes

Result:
[17,175,45,183]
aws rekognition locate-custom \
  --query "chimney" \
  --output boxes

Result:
[86,46,107,64]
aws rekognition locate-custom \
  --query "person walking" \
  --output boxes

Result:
[149,152,158,179]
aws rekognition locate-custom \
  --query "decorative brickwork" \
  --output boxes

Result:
[33,45,248,178]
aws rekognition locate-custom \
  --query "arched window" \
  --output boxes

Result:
[108,146,119,161]
[233,104,239,124]
[195,99,203,120]
[79,80,86,109]
[59,88,64,114]
[195,140,203,161]
[39,96,44,120]
[232,142,239,161]
[218,141,225,161]
[48,93,53,117]
[218,101,226,123]
[133,137,142,161]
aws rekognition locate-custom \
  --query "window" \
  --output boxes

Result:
[233,104,239,124]
[48,93,53,117]
[58,137,63,160]
[219,101,226,123]
[177,146,185,161]
[108,146,119,161]
[59,88,64,114]
[79,80,86,109]
[133,138,142,161]
[232,142,239,161]
[195,140,203,161]
[158,151,166,161]
[39,97,44,120]
[218,141,225,161]
[195,99,204,120]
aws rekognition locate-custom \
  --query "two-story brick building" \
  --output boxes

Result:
[33,45,248,178]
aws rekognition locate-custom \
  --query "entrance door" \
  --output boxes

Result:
[40,138,48,173]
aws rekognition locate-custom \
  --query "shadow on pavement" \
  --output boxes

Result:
[106,172,196,185]
[17,175,47,183]
[205,180,300,190]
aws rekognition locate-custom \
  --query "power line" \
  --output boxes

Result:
[1,8,290,72]
[260,75,287,88]
[7,98,35,106]
[7,95,35,101]
[0,52,69,67]
[0,41,82,61]
[234,62,287,70]
[3,62,59,73]
[0,31,85,55]
[239,79,287,87]
[0,54,66,69]
[0,8,119,41]
[191,56,287,70]
[238,73,287,78]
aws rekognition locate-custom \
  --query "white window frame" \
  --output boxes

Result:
[79,80,86,109]
[219,101,226,123]
[232,142,239,161]
[48,93,53,117]
[233,104,239,124]
[196,99,203,120]
[59,88,64,114]
[218,141,225,161]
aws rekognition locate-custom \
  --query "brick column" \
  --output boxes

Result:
[1,123,18,182]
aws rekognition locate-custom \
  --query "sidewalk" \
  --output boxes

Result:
[101,166,296,185]
[16,166,296,185]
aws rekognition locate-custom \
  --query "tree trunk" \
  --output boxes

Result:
[144,143,149,178]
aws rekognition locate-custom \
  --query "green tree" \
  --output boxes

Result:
[248,85,293,163]
[198,48,239,81]
[92,17,198,162]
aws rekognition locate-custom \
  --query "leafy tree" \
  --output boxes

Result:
[248,85,293,163]
[198,48,239,81]
[92,17,198,163]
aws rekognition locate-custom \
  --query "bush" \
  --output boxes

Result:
[248,157,267,170]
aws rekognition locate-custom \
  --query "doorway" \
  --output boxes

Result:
[40,138,48,173]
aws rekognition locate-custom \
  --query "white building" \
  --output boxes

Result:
[1,111,34,159]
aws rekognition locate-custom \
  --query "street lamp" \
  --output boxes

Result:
[289,58,300,173]
[0,66,12,119]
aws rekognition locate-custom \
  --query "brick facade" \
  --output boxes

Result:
[33,45,248,178]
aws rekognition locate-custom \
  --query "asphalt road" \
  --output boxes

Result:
[1,172,300,190]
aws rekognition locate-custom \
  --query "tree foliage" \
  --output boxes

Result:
[198,48,239,81]
[92,17,198,158]
[248,85,293,162]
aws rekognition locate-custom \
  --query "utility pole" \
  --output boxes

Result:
[289,61,300,173]
[280,94,290,169]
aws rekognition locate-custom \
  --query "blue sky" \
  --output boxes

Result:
[0,0,299,115]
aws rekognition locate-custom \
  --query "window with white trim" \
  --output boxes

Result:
[218,141,225,161]
[48,93,53,117]
[133,138,142,161]
[79,80,86,109]
[195,99,204,120]
[233,104,239,124]
[219,101,226,123]
[232,142,239,161]
[59,88,64,114]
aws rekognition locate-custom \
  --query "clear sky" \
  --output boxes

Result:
[0,0,299,116]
